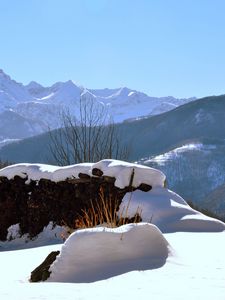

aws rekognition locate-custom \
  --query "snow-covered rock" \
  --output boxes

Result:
[48,223,171,283]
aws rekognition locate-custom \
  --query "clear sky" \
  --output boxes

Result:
[0,0,225,98]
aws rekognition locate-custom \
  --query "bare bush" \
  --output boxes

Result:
[48,95,129,165]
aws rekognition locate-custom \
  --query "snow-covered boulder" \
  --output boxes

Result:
[48,223,171,283]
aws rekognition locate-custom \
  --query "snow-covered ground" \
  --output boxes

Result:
[0,230,224,300]
[0,159,224,299]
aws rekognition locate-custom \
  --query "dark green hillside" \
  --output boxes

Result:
[119,94,225,160]
[0,132,54,164]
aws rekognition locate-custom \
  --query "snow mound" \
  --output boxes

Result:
[48,223,171,283]
[119,188,225,233]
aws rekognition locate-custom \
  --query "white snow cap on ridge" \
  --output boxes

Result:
[0,159,166,188]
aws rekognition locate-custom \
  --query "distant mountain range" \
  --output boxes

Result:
[0,69,195,142]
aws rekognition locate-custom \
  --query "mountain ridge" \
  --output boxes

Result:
[0,69,196,141]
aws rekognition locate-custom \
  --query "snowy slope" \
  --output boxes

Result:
[0,69,196,141]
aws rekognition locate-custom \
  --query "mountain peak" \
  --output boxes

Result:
[26,81,44,89]
[64,80,81,89]
[0,69,12,81]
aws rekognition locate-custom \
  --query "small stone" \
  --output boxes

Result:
[92,168,103,177]
[137,183,152,192]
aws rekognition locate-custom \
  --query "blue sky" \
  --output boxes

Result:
[0,0,225,98]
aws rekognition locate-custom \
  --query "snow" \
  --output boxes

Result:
[147,143,217,165]
[0,231,225,300]
[0,159,165,188]
[6,223,21,241]
[0,138,21,148]
[0,222,67,251]
[0,157,225,299]
[93,159,166,188]
[48,223,171,283]
[0,162,94,183]
[119,188,225,232]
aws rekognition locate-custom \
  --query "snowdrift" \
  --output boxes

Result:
[119,188,225,232]
[48,223,171,283]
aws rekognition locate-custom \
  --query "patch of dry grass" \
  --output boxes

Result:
[74,187,142,229]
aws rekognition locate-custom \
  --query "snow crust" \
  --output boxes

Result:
[48,223,170,283]
[119,188,225,233]
[0,159,165,188]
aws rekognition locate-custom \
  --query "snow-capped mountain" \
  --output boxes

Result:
[0,69,196,141]
[0,69,34,112]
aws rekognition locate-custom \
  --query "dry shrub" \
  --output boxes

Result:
[74,187,142,229]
